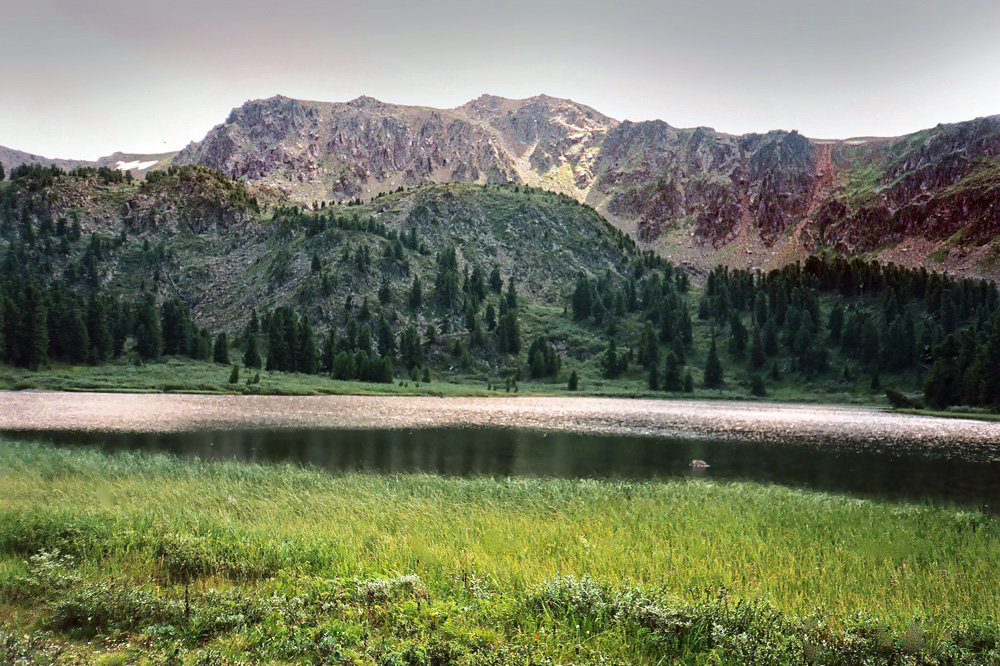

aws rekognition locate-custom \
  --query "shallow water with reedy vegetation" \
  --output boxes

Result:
[2,431,1000,663]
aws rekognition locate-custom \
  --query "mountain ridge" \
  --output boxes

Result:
[3,94,999,280]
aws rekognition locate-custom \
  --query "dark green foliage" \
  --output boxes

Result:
[885,387,922,409]
[750,373,766,397]
[133,294,161,361]
[212,332,229,364]
[496,299,521,354]
[683,371,694,392]
[567,370,579,391]
[378,278,392,305]
[662,351,682,391]
[572,273,595,321]
[638,320,659,369]
[399,326,422,368]
[408,275,423,310]
[489,266,503,293]
[703,338,723,389]
[527,336,560,379]
[228,365,239,384]
[750,327,766,368]
[243,335,261,369]
[602,339,628,378]
[297,317,318,374]
[728,313,747,357]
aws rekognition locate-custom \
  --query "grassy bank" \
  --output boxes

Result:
[0,356,896,408]
[2,440,999,663]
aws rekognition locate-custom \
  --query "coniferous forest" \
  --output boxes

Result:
[0,161,997,410]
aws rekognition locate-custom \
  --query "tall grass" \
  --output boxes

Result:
[2,438,999,663]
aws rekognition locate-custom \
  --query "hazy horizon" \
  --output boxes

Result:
[4,0,1000,160]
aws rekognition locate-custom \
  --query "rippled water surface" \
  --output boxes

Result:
[3,391,1000,506]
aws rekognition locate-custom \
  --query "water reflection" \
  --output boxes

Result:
[8,426,1000,509]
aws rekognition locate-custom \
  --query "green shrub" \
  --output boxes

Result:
[49,583,184,634]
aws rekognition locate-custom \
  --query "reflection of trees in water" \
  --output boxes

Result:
[8,428,1000,508]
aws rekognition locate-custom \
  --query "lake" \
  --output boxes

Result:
[2,391,999,507]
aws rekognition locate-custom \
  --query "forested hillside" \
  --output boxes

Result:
[0,161,997,409]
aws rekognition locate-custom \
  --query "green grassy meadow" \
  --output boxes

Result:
[2,439,999,664]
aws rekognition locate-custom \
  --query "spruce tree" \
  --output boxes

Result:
[243,334,262,369]
[750,327,766,368]
[682,371,694,393]
[662,351,682,391]
[639,320,659,369]
[568,370,579,391]
[703,337,723,389]
[86,294,113,363]
[728,313,747,357]
[213,332,229,364]
[134,294,161,361]
[408,276,423,310]
[298,317,318,374]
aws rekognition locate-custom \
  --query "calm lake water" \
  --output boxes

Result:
[3,391,1000,507]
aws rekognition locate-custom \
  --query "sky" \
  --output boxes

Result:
[3,0,1000,160]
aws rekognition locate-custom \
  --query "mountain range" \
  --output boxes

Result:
[3,94,999,279]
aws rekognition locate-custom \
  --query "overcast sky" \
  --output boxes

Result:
[3,0,1000,160]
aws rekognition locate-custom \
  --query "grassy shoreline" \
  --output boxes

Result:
[2,439,1000,663]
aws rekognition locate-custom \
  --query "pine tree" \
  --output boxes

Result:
[408,276,423,310]
[298,317,318,374]
[376,315,395,358]
[485,302,496,331]
[229,365,240,384]
[728,314,747,357]
[399,325,422,368]
[703,337,723,388]
[750,327,765,368]
[243,334,261,369]
[489,266,503,293]
[572,274,594,320]
[682,371,694,393]
[568,370,579,391]
[134,294,161,361]
[21,285,49,369]
[213,332,229,364]
[764,318,779,356]
[86,294,113,363]
[639,321,659,369]
[662,351,682,391]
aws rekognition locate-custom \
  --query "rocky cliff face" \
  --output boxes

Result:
[173,94,617,204]
[152,97,1000,279]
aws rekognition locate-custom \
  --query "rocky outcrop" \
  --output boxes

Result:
[18,95,975,279]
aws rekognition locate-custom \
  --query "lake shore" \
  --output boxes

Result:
[2,389,999,447]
